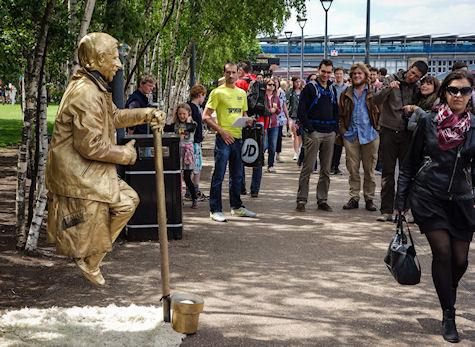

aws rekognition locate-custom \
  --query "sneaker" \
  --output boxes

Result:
[250,192,258,198]
[292,153,298,160]
[331,167,343,175]
[267,166,276,173]
[343,198,359,210]
[241,189,247,196]
[210,212,227,222]
[318,202,333,212]
[296,201,306,212]
[197,191,208,201]
[377,213,394,222]
[231,207,257,218]
[184,192,192,201]
[191,200,198,209]
[276,154,284,163]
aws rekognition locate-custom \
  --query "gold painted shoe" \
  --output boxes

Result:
[74,258,106,286]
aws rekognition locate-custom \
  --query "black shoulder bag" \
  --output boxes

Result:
[384,215,421,285]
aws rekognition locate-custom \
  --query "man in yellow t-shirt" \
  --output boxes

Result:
[203,63,257,222]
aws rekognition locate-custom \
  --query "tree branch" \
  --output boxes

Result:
[124,0,177,92]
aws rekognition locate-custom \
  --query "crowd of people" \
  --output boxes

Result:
[0,79,17,104]
[149,59,472,344]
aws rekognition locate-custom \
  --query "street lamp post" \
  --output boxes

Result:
[297,17,307,79]
[320,0,334,60]
[284,31,292,80]
[365,0,370,65]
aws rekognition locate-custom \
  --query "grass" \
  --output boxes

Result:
[0,104,58,148]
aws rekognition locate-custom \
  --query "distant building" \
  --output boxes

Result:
[260,34,475,75]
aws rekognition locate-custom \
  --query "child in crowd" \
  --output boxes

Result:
[173,103,198,208]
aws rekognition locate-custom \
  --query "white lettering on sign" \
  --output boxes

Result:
[241,138,259,164]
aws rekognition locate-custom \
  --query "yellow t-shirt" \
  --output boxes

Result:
[205,84,248,139]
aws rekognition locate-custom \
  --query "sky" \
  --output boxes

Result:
[281,0,475,38]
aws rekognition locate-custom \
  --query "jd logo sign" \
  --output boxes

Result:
[241,138,259,164]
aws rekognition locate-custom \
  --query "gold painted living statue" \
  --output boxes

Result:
[45,32,165,286]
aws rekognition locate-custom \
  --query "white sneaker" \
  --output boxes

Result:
[276,154,284,163]
[231,207,257,218]
[267,166,276,173]
[210,212,227,222]
[292,153,298,160]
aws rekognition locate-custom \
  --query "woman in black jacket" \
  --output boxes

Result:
[396,70,474,343]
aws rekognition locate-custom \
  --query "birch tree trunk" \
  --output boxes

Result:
[16,0,55,249]
[66,0,78,80]
[163,0,184,115]
[126,40,140,98]
[69,0,96,79]
[25,79,49,252]
[169,44,191,114]
[150,32,160,79]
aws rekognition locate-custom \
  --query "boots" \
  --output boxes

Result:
[442,308,460,343]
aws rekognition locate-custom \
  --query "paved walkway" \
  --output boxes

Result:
[172,135,475,346]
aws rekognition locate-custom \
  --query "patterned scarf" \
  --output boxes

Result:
[436,103,471,150]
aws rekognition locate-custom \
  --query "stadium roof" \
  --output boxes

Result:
[259,34,475,44]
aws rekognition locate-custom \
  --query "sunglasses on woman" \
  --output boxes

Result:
[447,86,473,96]
[267,84,275,86]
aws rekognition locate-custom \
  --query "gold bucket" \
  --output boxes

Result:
[171,293,204,334]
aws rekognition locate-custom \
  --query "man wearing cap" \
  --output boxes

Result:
[373,60,428,221]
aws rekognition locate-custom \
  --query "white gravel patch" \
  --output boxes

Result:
[0,304,184,346]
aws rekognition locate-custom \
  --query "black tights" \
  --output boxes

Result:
[425,229,470,310]
[183,170,197,201]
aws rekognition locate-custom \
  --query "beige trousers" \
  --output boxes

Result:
[297,131,335,204]
[343,136,379,202]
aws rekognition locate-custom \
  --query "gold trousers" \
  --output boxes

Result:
[48,179,139,263]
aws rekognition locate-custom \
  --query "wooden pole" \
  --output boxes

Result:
[153,127,171,322]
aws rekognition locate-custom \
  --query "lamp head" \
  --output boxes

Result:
[297,17,307,29]
[284,31,293,39]
[320,0,334,11]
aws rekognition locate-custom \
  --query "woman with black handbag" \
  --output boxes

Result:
[396,70,475,343]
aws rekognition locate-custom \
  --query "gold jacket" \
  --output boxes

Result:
[46,68,155,203]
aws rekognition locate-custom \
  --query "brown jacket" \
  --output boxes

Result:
[338,85,380,137]
[373,70,418,131]
[46,68,155,203]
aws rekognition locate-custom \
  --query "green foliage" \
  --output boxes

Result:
[0,0,73,90]
[0,0,307,98]
[0,104,57,147]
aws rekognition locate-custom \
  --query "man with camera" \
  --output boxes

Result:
[373,61,428,221]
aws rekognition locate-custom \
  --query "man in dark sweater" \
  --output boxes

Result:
[296,59,339,212]
[126,74,155,134]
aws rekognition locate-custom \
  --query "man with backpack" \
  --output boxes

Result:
[236,61,255,92]
[296,59,339,212]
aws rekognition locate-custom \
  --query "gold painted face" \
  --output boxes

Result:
[96,49,122,82]
[78,33,122,82]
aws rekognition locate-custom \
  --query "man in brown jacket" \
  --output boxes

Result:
[339,63,380,211]
[373,61,428,221]
[46,32,165,285]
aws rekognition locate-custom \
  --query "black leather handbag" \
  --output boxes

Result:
[384,215,421,285]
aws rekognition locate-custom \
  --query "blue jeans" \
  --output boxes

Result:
[209,136,243,213]
[266,126,279,168]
